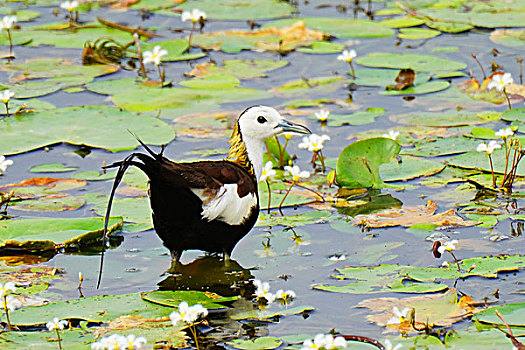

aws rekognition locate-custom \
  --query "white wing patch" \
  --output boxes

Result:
[191,184,257,225]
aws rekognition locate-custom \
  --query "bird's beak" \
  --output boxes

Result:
[277,120,311,134]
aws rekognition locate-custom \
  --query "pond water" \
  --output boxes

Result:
[1,0,525,349]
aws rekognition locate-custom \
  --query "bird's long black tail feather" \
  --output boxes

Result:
[96,138,164,289]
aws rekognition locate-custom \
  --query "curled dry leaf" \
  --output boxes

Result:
[351,200,479,228]
[386,68,416,91]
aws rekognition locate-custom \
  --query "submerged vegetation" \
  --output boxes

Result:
[0,0,524,349]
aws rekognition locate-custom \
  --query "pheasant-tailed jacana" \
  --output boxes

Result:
[101,106,311,265]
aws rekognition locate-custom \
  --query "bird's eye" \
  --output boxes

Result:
[257,116,267,124]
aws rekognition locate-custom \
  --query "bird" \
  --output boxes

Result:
[99,105,310,275]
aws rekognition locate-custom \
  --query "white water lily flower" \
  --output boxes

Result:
[0,281,16,297]
[384,339,403,350]
[60,0,78,12]
[301,334,347,349]
[437,239,458,254]
[181,8,207,23]
[315,109,330,122]
[275,289,296,301]
[337,49,357,63]
[0,156,13,175]
[476,141,501,155]
[254,279,275,304]
[4,295,22,312]
[298,134,330,152]
[0,16,17,30]
[441,261,450,267]
[46,317,68,331]
[382,130,400,140]
[91,334,127,350]
[123,334,147,349]
[487,72,513,92]
[143,45,168,66]
[495,127,514,139]
[284,165,310,182]
[0,89,15,103]
[170,301,208,325]
[260,161,276,182]
[387,306,411,325]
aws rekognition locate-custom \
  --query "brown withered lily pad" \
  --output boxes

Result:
[358,288,482,333]
[351,200,479,228]
[191,21,325,53]
[0,177,87,200]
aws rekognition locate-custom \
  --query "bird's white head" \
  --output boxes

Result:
[232,106,310,180]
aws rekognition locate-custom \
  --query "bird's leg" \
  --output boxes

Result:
[223,250,231,268]
[170,250,182,262]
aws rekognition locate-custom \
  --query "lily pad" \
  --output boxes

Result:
[142,39,206,61]
[30,163,78,173]
[381,80,450,95]
[352,68,430,87]
[398,27,441,39]
[380,156,445,182]
[475,302,525,326]
[313,264,448,294]
[323,108,385,127]
[264,18,395,38]
[448,148,525,176]
[230,305,314,321]
[11,196,86,212]
[92,196,153,226]
[192,21,324,53]
[296,41,345,54]
[0,98,56,115]
[0,106,176,155]
[140,290,238,311]
[271,76,345,98]
[175,0,295,20]
[490,29,525,47]
[355,53,466,73]
[380,16,426,28]
[0,217,123,252]
[226,337,283,350]
[390,110,497,127]
[0,57,118,80]
[256,210,332,227]
[401,137,481,157]
[188,59,288,79]
[4,76,94,99]
[501,107,525,122]
[336,138,401,188]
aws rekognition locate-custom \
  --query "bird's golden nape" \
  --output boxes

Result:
[97,106,310,288]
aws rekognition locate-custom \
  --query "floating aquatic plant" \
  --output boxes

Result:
[487,72,514,110]
[0,89,14,117]
[181,9,207,53]
[0,16,16,58]
[91,333,147,350]
[337,49,357,79]
[59,0,78,23]
[260,161,277,214]
[170,301,208,350]
[143,45,168,84]
[298,133,330,172]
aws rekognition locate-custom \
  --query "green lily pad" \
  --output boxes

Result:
[380,16,426,28]
[425,20,473,33]
[174,0,294,20]
[86,78,270,114]
[322,108,385,127]
[0,106,175,155]
[355,53,466,73]
[401,137,481,157]
[189,59,288,79]
[264,18,395,38]
[418,7,525,28]
[466,127,497,139]
[313,264,448,294]
[475,303,525,327]
[432,46,459,53]
[390,110,498,127]
[0,329,94,349]
[142,39,206,61]
[352,68,430,87]
[380,156,445,182]
[0,98,56,115]
[0,57,118,80]
[336,138,401,188]
[398,27,441,39]
[5,76,94,99]
[9,24,136,49]
[501,107,525,122]
[230,305,314,321]
[0,8,40,22]
[9,292,175,326]
[380,80,450,95]
[72,170,116,181]
[92,196,153,226]
[0,217,122,252]
[271,76,345,98]
[11,195,86,212]
[226,337,283,350]
[30,163,78,173]
[490,29,525,47]
[448,148,525,176]
[140,290,238,311]
[296,41,345,54]
[180,73,240,89]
